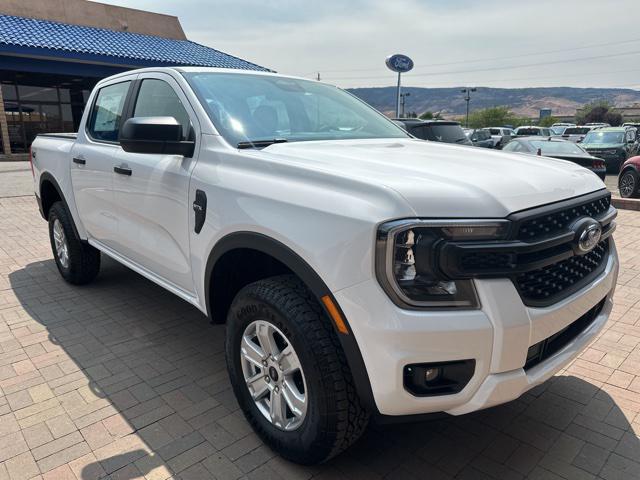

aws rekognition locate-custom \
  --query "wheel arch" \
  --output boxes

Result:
[39,172,83,240]
[620,162,639,176]
[39,172,64,220]
[204,231,377,412]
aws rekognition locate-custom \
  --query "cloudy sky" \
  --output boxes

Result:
[101,0,640,90]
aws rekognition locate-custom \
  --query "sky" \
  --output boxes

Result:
[100,0,640,90]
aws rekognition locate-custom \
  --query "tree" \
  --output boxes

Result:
[538,116,558,128]
[576,100,623,126]
[419,111,434,120]
[464,106,527,128]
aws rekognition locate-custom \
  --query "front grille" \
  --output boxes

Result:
[514,240,609,306]
[460,252,513,270]
[525,298,606,370]
[516,195,611,241]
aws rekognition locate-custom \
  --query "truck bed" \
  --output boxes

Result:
[37,133,78,140]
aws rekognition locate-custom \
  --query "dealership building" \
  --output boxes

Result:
[0,0,267,159]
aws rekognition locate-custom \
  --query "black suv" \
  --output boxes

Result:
[394,119,472,146]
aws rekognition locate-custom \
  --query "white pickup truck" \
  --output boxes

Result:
[31,67,618,464]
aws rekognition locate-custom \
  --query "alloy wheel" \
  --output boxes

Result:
[240,320,307,431]
[620,172,636,197]
[53,219,69,268]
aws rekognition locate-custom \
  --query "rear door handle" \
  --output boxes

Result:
[72,157,86,165]
[114,166,132,176]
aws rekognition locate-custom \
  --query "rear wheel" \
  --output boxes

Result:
[619,169,640,198]
[225,275,369,464]
[48,202,101,284]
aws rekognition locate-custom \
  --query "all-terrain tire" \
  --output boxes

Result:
[48,201,100,285]
[225,274,369,464]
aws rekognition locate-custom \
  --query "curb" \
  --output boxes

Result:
[612,197,640,211]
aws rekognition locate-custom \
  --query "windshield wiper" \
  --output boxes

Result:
[237,139,288,149]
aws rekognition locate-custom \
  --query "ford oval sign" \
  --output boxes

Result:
[385,54,414,73]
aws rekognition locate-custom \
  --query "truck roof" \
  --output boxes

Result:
[99,66,313,84]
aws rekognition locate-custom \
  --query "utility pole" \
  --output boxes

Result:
[400,92,411,118]
[316,72,321,81]
[461,87,477,127]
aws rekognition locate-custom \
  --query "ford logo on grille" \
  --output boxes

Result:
[575,219,602,254]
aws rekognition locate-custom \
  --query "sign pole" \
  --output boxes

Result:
[386,54,413,119]
[396,72,402,118]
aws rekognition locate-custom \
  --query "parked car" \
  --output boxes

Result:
[552,122,576,128]
[394,118,472,145]
[464,128,494,148]
[502,137,606,180]
[550,125,569,136]
[618,155,640,198]
[483,127,515,148]
[514,126,552,137]
[580,127,639,173]
[562,126,594,143]
[585,122,611,128]
[31,67,618,465]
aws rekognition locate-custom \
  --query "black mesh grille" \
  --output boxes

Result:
[515,240,608,306]
[516,195,611,241]
[460,252,513,270]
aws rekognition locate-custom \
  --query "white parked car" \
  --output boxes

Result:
[31,67,618,464]
[483,127,515,148]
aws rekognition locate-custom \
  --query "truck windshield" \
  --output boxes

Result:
[582,131,625,144]
[183,72,408,146]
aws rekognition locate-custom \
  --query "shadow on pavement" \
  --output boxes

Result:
[9,258,640,479]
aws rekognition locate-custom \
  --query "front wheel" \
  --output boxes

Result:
[225,275,369,464]
[619,169,640,198]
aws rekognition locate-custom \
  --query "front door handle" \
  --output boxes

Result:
[114,166,132,176]
[72,157,86,165]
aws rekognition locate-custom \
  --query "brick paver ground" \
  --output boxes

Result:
[0,167,639,479]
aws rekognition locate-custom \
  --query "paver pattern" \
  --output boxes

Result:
[0,165,639,479]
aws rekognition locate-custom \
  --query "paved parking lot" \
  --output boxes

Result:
[0,163,639,480]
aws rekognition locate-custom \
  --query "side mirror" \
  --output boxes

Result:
[120,117,195,157]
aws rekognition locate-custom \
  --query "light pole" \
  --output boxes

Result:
[461,87,476,127]
[400,92,411,118]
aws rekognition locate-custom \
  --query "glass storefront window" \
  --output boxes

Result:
[61,104,74,130]
[59,88,71,103]
[2,78,96,153]
[17,85,59,102]
[1,83,17,101]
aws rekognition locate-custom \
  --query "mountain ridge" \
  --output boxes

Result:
[346,86,640,118]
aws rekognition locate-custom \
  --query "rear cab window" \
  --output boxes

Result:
[87,81,131,142]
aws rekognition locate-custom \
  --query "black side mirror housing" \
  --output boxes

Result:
[120,117,195,157]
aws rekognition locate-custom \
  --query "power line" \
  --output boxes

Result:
[388,67,640,89]
[323,49,640,81]
[305,36,640,75]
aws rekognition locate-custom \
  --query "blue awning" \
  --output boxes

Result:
[0,14,269,71]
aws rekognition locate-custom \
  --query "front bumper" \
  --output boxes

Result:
[335,240,618,416]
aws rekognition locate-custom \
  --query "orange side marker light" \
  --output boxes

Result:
[321,295,349,335]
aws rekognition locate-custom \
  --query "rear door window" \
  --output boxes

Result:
[87,81,131,142]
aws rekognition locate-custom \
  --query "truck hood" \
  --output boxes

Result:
[260,138,606,218]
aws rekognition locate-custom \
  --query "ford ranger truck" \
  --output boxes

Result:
[31,67,618,465]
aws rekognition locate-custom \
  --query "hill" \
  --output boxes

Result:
[346,86,640,118]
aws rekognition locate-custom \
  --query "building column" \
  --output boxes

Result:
[0,86,12,155]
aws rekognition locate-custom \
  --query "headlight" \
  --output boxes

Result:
[375,219,510,309]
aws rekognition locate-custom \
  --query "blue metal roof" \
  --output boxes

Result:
[0,14,269,71]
